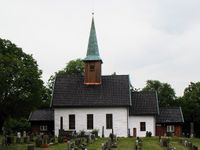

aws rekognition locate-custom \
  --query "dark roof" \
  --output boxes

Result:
[129,91,159,115]
[29,109,54,121]
[52,74,131,107]
[156,107,184,123]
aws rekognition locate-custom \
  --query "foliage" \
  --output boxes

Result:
[0,38,43,130]
[47,59,84,96]
[79,130,86,137]
[3,118,30,135]
[181,82,200,122]
[143,80,176,107]
[180,82,200,136]
[146,131,152,137]
[57,136,63,143]
[39,86,51,108]
[91,129,99,137]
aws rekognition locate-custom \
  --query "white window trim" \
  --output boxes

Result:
[167,125,174,132]
[40,125,48,131]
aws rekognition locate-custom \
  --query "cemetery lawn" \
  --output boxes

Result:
[142,137,164,150]
[1,135,200,150]
[170,137,188,150]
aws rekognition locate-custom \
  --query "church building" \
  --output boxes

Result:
[29,16,184,137]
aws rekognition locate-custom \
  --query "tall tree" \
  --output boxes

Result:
[47,59,84,95]
[142,80,176,107]
[0,38,43,129]
[181,82,200,136]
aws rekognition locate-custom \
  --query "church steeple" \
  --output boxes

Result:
[84,17,102,62]
[84,16,102,85]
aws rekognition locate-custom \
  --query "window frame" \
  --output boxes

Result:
[40,125,47,131]
[89,64,95,72]
[167,125,175,132]
[106,114,113,129]
[69,114,75,130]
[140,122,146,131]
[87,114,94,130]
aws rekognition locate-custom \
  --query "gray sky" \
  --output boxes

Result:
[1,0,200,96]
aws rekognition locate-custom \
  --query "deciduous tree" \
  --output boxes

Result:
[47,59,84,95]
[0,38,43,130]
[142,80,176,107]
[181,82,200,136]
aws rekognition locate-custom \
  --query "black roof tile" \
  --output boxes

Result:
[156,107,184,123]
[52,74,131,107]
[29,109,54,121]
[129,91,159,115]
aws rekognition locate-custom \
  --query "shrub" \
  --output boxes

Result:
[135,137,143,150]
[58,136,63,143]
[161,138,170,147]
[91,129,99,137]
[3,118,30,135]
[193,145,198,150]
[75,138,81,147]
[146,131,152,137]
[80,130,86,137]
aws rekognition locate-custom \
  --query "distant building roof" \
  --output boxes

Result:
[129,91,159,115]
[156,107,184,123]
[29,109,54,121]
[52,74,131,107]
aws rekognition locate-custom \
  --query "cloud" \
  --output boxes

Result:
[0,0,200,96]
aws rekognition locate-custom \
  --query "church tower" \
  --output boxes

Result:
[83,16,102,85]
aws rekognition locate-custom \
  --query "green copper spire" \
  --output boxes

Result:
[84,16,102,61]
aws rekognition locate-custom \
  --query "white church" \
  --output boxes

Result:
[50,17,159,137]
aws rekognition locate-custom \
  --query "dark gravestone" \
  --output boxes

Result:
[7,136,12,145]
[43,135,49,144]
[187,142,192,149]
[35,136,43,147]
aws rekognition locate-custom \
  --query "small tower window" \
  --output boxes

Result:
[90,65,95,71]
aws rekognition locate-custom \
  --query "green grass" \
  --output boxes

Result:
[1,135,200,150]
[170,137,188,150]
[142,137,164,150]
[111,137,134,150]
[188,138,200,147]
[0,143,67,150]
[87,138,107,150]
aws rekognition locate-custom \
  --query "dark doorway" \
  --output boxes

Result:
[133,128,137,137]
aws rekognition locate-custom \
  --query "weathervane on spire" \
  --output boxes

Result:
[92,0,95,16]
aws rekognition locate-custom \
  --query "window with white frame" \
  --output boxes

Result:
[167,125,174,132]
[40,125,47,131]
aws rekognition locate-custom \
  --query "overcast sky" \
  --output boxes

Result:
[1,0,200,96]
